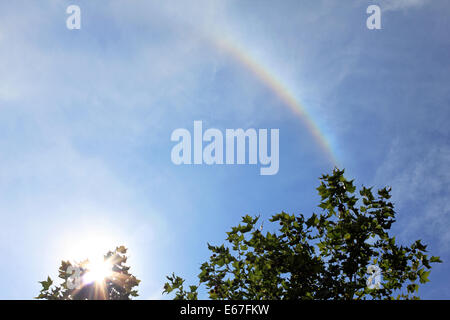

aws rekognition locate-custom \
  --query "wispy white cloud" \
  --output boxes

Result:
[378,0,429,12]
[375,138,450,252]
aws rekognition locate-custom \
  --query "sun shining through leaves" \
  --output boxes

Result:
[82,257,114,285]
[37,246,140,300]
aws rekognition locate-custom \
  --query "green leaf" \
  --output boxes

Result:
[430,256,442,263]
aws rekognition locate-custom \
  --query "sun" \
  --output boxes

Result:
[82,258,114,285]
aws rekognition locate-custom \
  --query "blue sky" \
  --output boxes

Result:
[0,0,449,299]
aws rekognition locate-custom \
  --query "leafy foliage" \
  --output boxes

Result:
[36,246,140,300]
[163,169,441,300]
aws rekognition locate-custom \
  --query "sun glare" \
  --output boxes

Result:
[83,258,114,285]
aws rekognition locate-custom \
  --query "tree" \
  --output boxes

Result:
[36,246,140,300]
[163,168,442,300]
